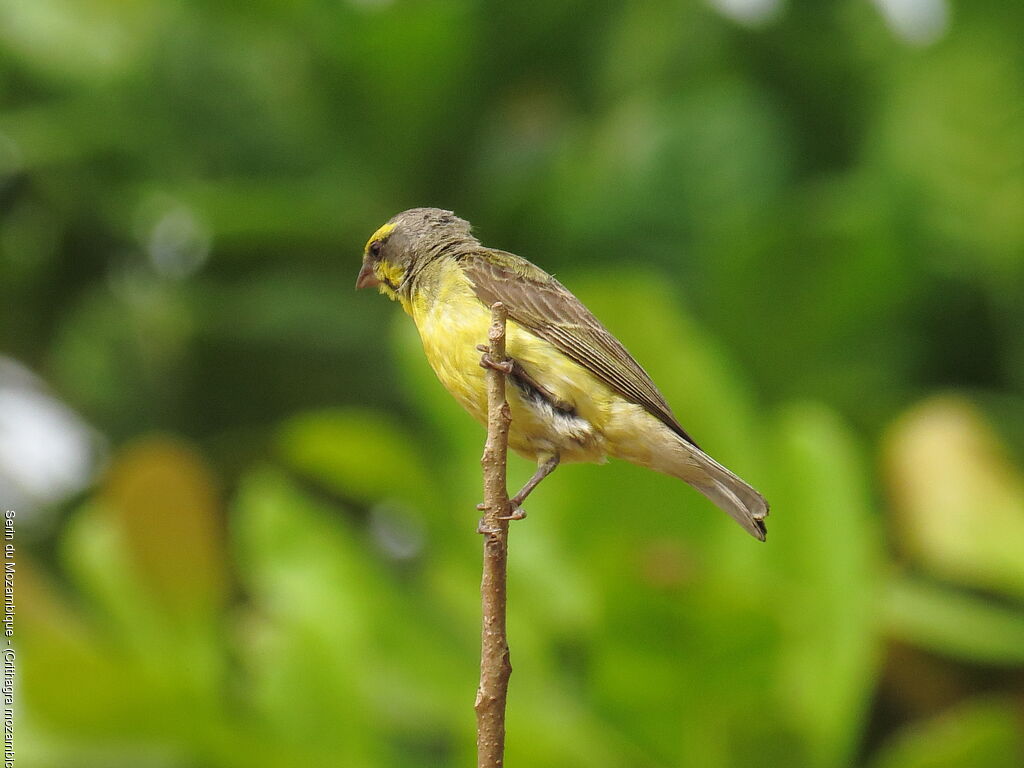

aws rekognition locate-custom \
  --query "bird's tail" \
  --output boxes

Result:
[667,441,769,541]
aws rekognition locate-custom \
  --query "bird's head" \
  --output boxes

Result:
[355,208,476,302]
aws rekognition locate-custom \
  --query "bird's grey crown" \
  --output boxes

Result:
[389,207,471,234]
[385,208,477,266]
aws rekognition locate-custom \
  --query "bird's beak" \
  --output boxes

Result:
[355,261,379,290]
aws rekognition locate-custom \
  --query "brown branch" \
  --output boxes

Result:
[475,302,513,768]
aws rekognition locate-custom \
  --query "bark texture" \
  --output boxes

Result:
[475,302,513,768]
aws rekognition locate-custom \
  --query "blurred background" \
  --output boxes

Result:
[3,0,1024,765]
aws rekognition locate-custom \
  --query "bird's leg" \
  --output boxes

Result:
[477,345,574,413]
[474,450,560,528]
[500,454,560,520]
[476,342,561,525]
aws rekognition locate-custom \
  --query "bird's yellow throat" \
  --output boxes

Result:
[363,222,407,304]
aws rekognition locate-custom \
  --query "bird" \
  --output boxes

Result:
[355,208,769,540]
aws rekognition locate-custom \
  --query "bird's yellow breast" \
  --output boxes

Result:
[408,263,491,422]
[406,259,620,463]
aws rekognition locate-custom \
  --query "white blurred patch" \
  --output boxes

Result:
[369,503,424,561]
[0,357,104,516]
[872,0,949,46]
[146,205,211,280]
[707,0,782,26]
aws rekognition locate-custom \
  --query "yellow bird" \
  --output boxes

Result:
[356,208,769,540]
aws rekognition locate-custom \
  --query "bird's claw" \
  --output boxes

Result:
[477,345,513,374]
[476,517,501,535]
[498,506,527,521]
[476,502,527,533]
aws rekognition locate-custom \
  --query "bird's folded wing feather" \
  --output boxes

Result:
[462,250,698,447]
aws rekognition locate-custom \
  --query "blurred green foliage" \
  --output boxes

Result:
[3,0,1024,766]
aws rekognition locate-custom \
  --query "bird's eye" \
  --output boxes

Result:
[370,240,383,257]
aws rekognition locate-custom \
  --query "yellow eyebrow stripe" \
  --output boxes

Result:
[364,221,396,253]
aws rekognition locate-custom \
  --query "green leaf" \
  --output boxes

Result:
[276,407,437,507]
[231,468,470,763]
[871,698,1024,768]
[764,403,882,768]
[884,576,1024,664]
[883,396,1024,601]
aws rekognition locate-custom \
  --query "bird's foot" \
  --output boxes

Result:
[499,505,527,522]
[476,517,500,535]
[477,345,513,374]
[476,503,497,535]
[476,501,527,534]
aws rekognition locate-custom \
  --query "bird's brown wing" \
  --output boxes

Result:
[462,249,698,447]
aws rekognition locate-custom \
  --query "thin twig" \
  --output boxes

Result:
[475,302,513,768]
